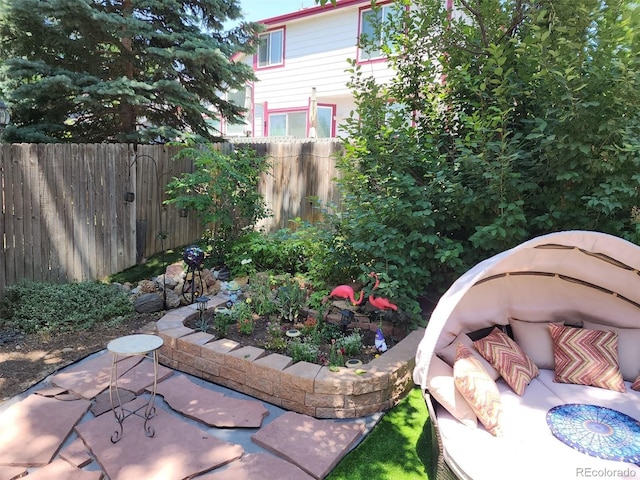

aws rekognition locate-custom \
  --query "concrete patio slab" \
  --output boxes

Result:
[154,374,270,428]
[50,351,142,399]
[198,452,315,480]
[251,411,364,479]
[75,396,245,480]
[0,394,91,467]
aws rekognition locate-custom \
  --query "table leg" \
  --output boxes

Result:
[109,353,125,443]
[142,350,159,438]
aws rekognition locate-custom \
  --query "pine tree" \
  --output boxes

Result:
[0,0,261,143]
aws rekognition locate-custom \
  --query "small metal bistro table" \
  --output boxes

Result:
[107,334,164,443]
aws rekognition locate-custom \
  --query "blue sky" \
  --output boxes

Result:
[238,0,318,22]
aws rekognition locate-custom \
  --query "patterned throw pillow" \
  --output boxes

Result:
[436,332,501,380]
[549,323,626,393]
[633,375,640,392]
[427,356,478,428]
[474,327,539,396]
[453,343,503,436]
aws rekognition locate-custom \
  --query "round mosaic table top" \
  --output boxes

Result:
[546,404,640,466]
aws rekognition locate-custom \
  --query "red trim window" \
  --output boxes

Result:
[308,104,336,138]
[268,108,307,137]
[357,1,398,64]
[256,27,285,69]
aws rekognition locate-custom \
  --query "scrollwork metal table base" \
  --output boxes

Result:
[107,334,164,443]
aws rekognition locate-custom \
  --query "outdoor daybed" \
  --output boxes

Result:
[413,231,640,480]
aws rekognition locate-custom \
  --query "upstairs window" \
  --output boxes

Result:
[359,4,397,62]
[258,29,284,68]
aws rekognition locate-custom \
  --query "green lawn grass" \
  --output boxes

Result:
[327,387,432,480]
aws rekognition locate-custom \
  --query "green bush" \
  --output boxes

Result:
[274,275,307,322]
[263,319,287,351]
[213,309,235,336]
[165,145,271,263]
[234,301,254,335]
[336,330,363,357]
[323,0,640,329]
[245,272,278,316]
[0,281,133,334]
[286,338,320,363]
[227,218,331,285]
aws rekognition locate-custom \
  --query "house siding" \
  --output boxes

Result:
[242,0,396,138]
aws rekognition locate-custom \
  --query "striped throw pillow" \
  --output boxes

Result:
[632,375,640,392]
[453,343,503,436]
[474,327,539,396]
[549,323,625,393]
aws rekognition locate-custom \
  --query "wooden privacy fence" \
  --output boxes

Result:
[0,140,343,297]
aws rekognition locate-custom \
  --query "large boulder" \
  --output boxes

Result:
[134,293,165,313]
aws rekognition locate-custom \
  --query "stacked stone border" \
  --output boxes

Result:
[155,294,424,419]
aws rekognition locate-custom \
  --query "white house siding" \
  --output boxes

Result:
[244,1,397,138]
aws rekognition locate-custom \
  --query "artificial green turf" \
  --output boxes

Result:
[327,387,432,480]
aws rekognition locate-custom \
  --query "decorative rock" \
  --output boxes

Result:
[155,274,178,289]
[164,289,181,309]
[201,268,217,287]
[134,293,165,313]
[138,279,157,294]
[165,261,186,281]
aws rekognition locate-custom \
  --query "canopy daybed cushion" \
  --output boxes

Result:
[413,231,640,480]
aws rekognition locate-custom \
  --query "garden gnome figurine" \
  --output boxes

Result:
[375,327,388,352]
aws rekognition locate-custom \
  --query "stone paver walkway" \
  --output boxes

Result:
[0,345,380,480]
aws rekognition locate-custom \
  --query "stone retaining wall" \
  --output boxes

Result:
[155,294,424,419]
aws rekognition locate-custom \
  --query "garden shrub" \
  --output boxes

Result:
[213,309,235,336]
[165,145,271,263]
[336,330,363,357]
[286,338,320,364]
[0,281,133,334]
[322,0,640,328]
[227,218,332,287]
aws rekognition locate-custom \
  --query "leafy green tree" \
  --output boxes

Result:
[330,0,640,323]
[164,145,271,262]
[0,0,261,143]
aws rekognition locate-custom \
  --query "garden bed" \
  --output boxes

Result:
[155,293,424,418]
[184,312,390,369]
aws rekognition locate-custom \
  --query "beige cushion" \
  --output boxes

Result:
[509,318,562,370]
[437,332,500,380]
[427,355,478,428]
[582,320,640,382]
[549,323,626,393]
[453,343,503,436]
[474,327,539,396]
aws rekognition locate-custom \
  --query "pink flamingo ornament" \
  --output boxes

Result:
[326,271,378,306]
[327,284,365,305]
[367,272,398,311]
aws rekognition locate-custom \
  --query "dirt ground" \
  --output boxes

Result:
[0,312,161,404]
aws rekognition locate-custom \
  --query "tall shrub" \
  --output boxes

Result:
[332,0,640,322]
[165,145,271,261]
